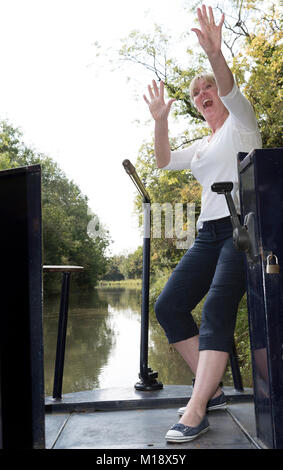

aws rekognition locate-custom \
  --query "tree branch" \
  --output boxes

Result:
[171,136,203,151]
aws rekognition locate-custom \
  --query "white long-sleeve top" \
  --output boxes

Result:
[162,82,262,229]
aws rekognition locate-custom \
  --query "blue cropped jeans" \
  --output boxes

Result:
[154,216,246,353]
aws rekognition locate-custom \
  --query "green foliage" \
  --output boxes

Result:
[0,120,110,291]
[133,140,201,275]
[117,0,282,148]
[104,247,143,281]
[120,246,143,279]
[232,6,283,147]
[231,295,252,384]
[103,255,125,281]
[115,0,282,280]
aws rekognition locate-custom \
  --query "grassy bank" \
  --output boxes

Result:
[97,279,142,289]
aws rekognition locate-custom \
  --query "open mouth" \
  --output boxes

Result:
[203,99,213,109]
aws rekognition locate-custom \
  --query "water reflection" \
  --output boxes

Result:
[43,287,197,396]
[43,289,114,394]
[43,288,141,395]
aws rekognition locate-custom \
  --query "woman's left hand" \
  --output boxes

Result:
[191,5,224,57]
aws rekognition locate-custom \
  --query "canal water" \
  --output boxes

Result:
[43,286,236,397]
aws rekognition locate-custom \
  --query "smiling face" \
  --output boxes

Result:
[192,77,222,118]
[189,74,229,132]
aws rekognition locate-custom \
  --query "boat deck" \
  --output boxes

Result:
[45,385,264,450]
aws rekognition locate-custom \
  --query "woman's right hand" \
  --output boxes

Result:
[143,79,176,122]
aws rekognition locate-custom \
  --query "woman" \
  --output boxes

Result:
[143,5,261,443]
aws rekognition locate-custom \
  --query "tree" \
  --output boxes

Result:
[118,247,143,280]
[0,120,111,291]
[93,1,282,279]
[231,4,283,147]
[115,0,282,148]
[133,141,201,275]
[108,0,282,276]
[103,255,125,281]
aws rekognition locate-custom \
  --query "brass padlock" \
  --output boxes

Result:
[266,254,280,274]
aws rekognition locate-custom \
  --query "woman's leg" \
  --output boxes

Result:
[172,335,200,375]
[177,235,246,426]
[179,350,229,426]
[173,336,223,399]
[198,236,246,352]
[154,236,219,345]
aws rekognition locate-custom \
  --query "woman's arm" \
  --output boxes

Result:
[193,6,260,133]
[192,5,234,97]
[143,80,176,168]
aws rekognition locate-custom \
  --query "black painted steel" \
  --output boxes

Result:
[45,385,254,414]
[43,267,83,399]
[123,159,163,391]
[53,272,71,399]
[0,165,45,449]
[213,148,283,449]
[238,148,283,449]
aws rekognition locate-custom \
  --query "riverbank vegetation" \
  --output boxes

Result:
[97,279,142,289]
[0,120,110,292]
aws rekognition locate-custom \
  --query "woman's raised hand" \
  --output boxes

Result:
[191,5,224,57]
[143,80,176,122]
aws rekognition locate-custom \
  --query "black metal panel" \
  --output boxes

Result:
[239,148,283,449]
[0,165,45,448]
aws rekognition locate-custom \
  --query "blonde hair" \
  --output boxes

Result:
[189,73,216,101]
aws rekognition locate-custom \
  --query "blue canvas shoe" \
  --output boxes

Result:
[178,391,226,416]
[165,416,210,443]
